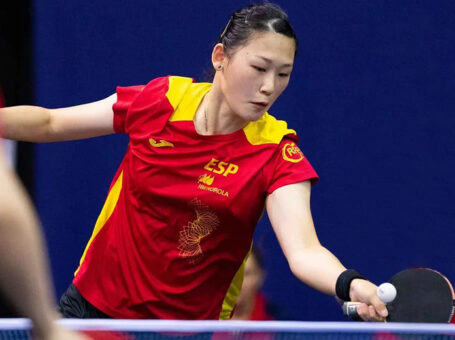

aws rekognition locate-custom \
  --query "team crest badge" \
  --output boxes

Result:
[282,143,304,163]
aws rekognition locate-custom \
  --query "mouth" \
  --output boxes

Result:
[251,102,268,109]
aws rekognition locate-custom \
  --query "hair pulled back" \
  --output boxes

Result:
[218,2,298,57]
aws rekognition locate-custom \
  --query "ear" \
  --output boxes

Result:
[211,43,226,70]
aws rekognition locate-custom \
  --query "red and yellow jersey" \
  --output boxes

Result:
[73,76,318,320]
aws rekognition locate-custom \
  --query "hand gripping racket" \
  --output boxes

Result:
[343,268,454,322]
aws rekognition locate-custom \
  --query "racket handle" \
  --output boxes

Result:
[342,302,361,318]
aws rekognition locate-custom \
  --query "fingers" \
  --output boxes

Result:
[349,279,388,321]
[369,294,389,318]
[355,303,386,322]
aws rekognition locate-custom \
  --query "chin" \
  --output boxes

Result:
[248,112,266,122]
[235,108,266,124]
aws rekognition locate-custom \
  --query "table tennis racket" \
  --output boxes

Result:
[343,268,454,322]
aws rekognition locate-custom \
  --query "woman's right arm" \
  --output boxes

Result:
[0,93,117,142]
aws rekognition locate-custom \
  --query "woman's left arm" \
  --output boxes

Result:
[266,181,388,320]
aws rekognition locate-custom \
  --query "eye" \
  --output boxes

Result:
[252,66,266,72]
[278,72,290,78]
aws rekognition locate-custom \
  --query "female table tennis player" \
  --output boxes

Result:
[0,3,387,321]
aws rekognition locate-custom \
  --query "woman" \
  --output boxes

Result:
[0,3,387,321]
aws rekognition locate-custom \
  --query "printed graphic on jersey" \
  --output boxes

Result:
[204,158,239,177]
[149,138,174,148]
[282,142,304,163]
[198,173,214,185]
[178,199,220,263]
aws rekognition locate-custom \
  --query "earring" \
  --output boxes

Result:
[217,65,223,70]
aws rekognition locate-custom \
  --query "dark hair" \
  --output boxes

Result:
[218,2,298,57]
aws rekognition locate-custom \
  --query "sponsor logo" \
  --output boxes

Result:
[198,173,214,185]
[197,183,229,197]
[149,138,174,148]
[203,158,239,177]
[282,143,304,163]
[197,158,237,197]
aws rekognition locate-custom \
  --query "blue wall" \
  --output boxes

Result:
[33,1,455,321]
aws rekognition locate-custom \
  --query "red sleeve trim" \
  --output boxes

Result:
[112,85,144,133]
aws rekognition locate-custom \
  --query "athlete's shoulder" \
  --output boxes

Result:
[142,76,210,114]
[139,76,190,103]
[243,112,297,146]
[115,76,197,135]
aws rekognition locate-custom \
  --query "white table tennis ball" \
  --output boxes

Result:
[377,282,397,303]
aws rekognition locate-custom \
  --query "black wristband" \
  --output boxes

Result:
[336,269,366,301]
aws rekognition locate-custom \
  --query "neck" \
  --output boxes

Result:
[195,88,248,135]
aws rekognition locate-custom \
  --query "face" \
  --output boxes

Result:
[216,31,295,122]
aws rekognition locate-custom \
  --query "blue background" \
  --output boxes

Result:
[32,1,455,321]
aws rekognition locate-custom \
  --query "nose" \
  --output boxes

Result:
[260,73,275,96]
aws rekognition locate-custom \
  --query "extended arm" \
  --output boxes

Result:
[0,94,117,142]
[266,181,387,320]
